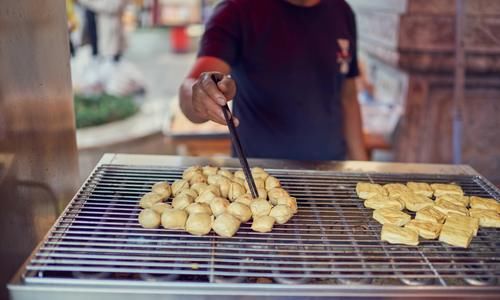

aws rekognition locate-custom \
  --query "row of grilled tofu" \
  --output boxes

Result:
[356,182,500,248]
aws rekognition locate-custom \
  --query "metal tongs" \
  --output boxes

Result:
[212,75,259,199]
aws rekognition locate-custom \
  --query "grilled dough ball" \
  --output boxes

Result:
[235,194,253,206]
[228,182,246,201]
[202,165,219,176]
[195,190,218,204]
[151,202,172,214]
[210,197,230,216]
[177,188,198,199]
[139,192,164,209]
[217,169,233,179]
[251,216,275,233]
[244,178,265,191]
[189,172,207,185]
[269,205,294,224]
[190,182,208,195]
[182,166,202,181]
[213,213,241,237]
[138,209,161,229]
[265,176,281,191]
[186,213,213,236]
[250,199,273,218]
[161,209,188,230]
[227,202,252,222]
[172,179,190,196]
[172,194,194,210]
[186,202,212,215]
[151,182,171,199]
[268,188,289,205]
[276,196,298,214]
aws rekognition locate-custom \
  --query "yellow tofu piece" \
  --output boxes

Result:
[431,183,464,197]
[406,182,433,197]
[405,219,442,239]
[436,194,469,207]
[469,208,500,228]
[364,194,404,210]
[399,192,434,212]
[444,213,479,236]
[470,196,500,213]
[434,198,468,216]
[356,182,387,199]
[439,223,473,248]
[381,224,419,246]
[373,208,411,226]
[383,183,411,198]
[415,206,447,224]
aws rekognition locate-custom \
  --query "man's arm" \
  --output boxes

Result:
[179,56,237,126]
[341,78,368,161]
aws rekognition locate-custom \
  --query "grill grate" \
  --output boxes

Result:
[23,164,500,288]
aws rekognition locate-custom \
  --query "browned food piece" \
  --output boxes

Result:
[212,213,240,237]
[182,166,202,181]
[186,213,213,236]
[276,196,298,214]
[356,182,387,199]
[430,183,463,197]
[227,202,252,222]
[439,223,472,248]
[405,219,442,239]
[381,224,419,246]
[171,193,194,210]
[406,182,433,198]
[138,209,161,229]
[469,208,500,228]
[171,179,190,196]
[251,216,275,233]
[210,197,230,217]
[383,183,411,198]
[151,181,172,199]
[434,198,468,216]
[250,199,273,217]
[415,206,447,224]
[268,188,290,205]
[265,176,281,191]
[161,209,187,230]
[151,202,172,214]
[185,202,212,215]
[373,208,411,226]
[363,194,404,210]
[445,213,479,236]
[470,196,500,213]
[269,205,294,224]
[399,192,434,212]
[436,194,469,207]
[139,192,164,209]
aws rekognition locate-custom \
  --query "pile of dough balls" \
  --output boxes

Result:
[137,165,299,237]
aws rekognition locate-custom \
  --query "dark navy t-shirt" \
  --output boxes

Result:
[198,0,359,161]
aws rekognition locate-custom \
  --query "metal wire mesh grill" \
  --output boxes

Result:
[23,164,500,287]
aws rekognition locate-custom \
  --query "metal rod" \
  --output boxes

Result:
[453,0,466,164]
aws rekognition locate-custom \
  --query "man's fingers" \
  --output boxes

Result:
[217,75,236,100]
[200,72,227,106]
[203,96,227,125]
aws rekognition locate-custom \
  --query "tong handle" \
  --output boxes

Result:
[212,75,259,199]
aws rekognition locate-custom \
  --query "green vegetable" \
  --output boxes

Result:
[74,93,139,128]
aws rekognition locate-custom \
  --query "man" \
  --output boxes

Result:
[179,0,368,161]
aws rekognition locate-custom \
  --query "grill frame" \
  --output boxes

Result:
[9,154,500,299]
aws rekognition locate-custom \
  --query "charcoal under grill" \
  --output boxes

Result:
[9,154,500,299]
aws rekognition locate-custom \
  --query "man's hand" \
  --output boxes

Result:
[191,72,238,126]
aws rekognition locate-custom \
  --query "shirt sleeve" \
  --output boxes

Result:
[346,7,360,78]
[198,0,241,66]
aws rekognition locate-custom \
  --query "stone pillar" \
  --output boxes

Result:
[348,0,500,183]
